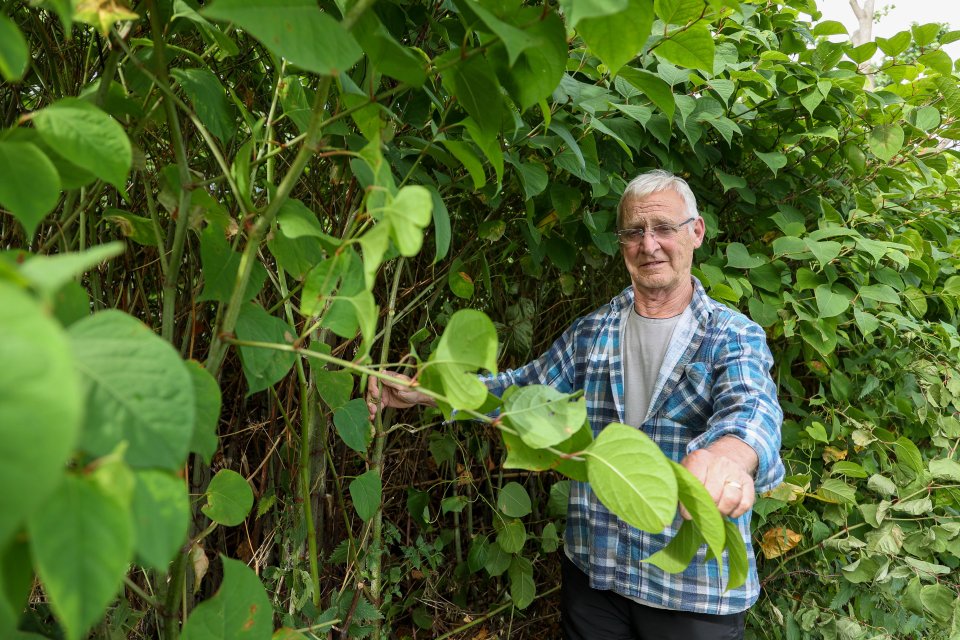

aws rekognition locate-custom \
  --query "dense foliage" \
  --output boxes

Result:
[2,0,960,638]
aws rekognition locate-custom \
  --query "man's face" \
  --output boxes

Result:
[619,190,705,301]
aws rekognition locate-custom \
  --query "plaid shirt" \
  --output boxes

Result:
[482,278,783,614]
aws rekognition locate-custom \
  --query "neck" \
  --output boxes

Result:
[632,281,694,318]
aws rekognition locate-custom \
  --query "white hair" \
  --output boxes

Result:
[616,170,699,229]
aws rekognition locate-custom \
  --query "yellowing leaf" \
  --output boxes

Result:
[822,446,847,463]
[762,481,806,503]
[760,527,802,559]
[74,0,139,36]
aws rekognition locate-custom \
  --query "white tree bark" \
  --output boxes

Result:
[849,0,875,46]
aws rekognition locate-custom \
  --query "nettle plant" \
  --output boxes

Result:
[4,0,960,638]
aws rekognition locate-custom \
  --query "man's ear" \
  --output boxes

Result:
[692,216,706,248]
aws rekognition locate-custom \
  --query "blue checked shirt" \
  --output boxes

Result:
[481,278,784,614]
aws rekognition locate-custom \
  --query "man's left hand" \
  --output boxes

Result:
[679,436,758,519]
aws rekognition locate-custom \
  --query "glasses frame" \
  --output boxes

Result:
[616,217,697,245]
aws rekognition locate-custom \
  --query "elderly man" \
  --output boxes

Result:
[368,170,783,640]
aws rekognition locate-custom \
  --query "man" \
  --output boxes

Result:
[368,170,784,639]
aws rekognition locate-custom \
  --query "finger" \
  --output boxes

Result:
[729,478,755,519]
[679,502,692,520]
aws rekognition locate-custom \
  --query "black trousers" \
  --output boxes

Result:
[560,555,745,640]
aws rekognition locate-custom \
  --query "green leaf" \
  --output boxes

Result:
[867,474,898,497]
[350,470,381,522]
[877,31,911,56]
[0,282,82,547]
[670,461,725,561]
[508,556,536,609]
[373,185,433,256]
[496,518,527,553]
[585,423,678,533]
[31,98,131,189]
[0,141,60,239]
[484,540,512,576]
[441,53,502,145]
[858,283,900,305]
[725,242,767,269]
[28,474,133,640]
[920,583,955,622]
[18,242,125,297]
[818,478,856,504]
[502,385,587,449]
[185,361,221,465]
[643,519,703,573]
[171,68,235,143]
[203,0,362,76]
[0,536,34,635]
[846,41,877,64]
[69,311,195,470]
[911,22,941,47]
[559,0,628,27]
[440,140,486,190]
[754,150,787,176]
[197,223,268,303]
[234,303,298,395]
[420,309,498,411]
[132,470,189,570]
[912,106,941,132]
[722,518,748,590]
[617,67,675,121]
[814,285,849,318]
[654,0,705,25]
[103,208,159,247]
[489,7,567,112]
[314,368,355,411]
[930,458,960,482]
[181,556,273,640]
[578,0,655,73]
[918,49,953,76]
[497,482,532,518]
[202,469,254,526]
[541,521,560,553]
[349,10,426,87]
[812,20,847,36]
[428,186,451,263]
[456,0,535,66]
[655,26,715,73]
[0,14,28,82]
[868,124,904,163]
[501,419,592,482]
[333,398,373,454]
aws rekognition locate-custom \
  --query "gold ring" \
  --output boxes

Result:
[725,481,743,490]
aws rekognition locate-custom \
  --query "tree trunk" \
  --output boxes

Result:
[849,0,875,46]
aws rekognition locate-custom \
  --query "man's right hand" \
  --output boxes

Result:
[366,373,435,420]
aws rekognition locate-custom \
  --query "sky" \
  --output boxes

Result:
[813,0,960,59]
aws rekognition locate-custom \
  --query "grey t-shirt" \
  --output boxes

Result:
[621,305,691,427]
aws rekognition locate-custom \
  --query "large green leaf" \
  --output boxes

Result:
[814,285,850,318]
[722,518,748,590]
[28,474,133,640]
[371,185,433,257]
[203,0,362,76]
[30,98,131,188]
[69,311,195,470]
[350,10,426,86]
[670,461,725,561]
[171,68,235,143]
[440,53,502,145]
[333,398,373,454]
[0,141,60,239]
[508,556,536,609]
[501,385,588,449]
[497,482,532,518]
[349,470,381,522]
[197,222,268,303]
[18,242,125,297]
[132,470,189,570]
[0,283,81,547]
[617,67,676,121]
[185,360,221,464]
[234,302,298,395]
[655,26,714,73]
[654,0,706,25]
[558,0,628,26]
[643,519,703,572]
[868,124,904,163]
[0,536,34,636]
[585,423,678,533]
[455,0,535,66]
[577,0,654,73]
[501,419,593,481]
[202,469,254,527]
[419,309,498,411]
[181,556,273,640]
[0,14,28,82]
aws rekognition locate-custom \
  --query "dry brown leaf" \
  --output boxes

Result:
[760,527,802,559]
[822,445,848,463]
[190,543,209,593]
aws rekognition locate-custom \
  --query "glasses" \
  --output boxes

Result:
[616,217,696,245]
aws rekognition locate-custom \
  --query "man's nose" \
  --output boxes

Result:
[639,230,660,252]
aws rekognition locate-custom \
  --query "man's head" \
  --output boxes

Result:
[616,170,705,311]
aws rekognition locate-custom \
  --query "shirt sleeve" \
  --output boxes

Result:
[478,315,585,398]
[685,320,785,493]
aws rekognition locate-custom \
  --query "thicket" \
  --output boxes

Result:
[2,0,960,638]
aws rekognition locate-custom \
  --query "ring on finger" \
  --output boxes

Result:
[724,480,743,490]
